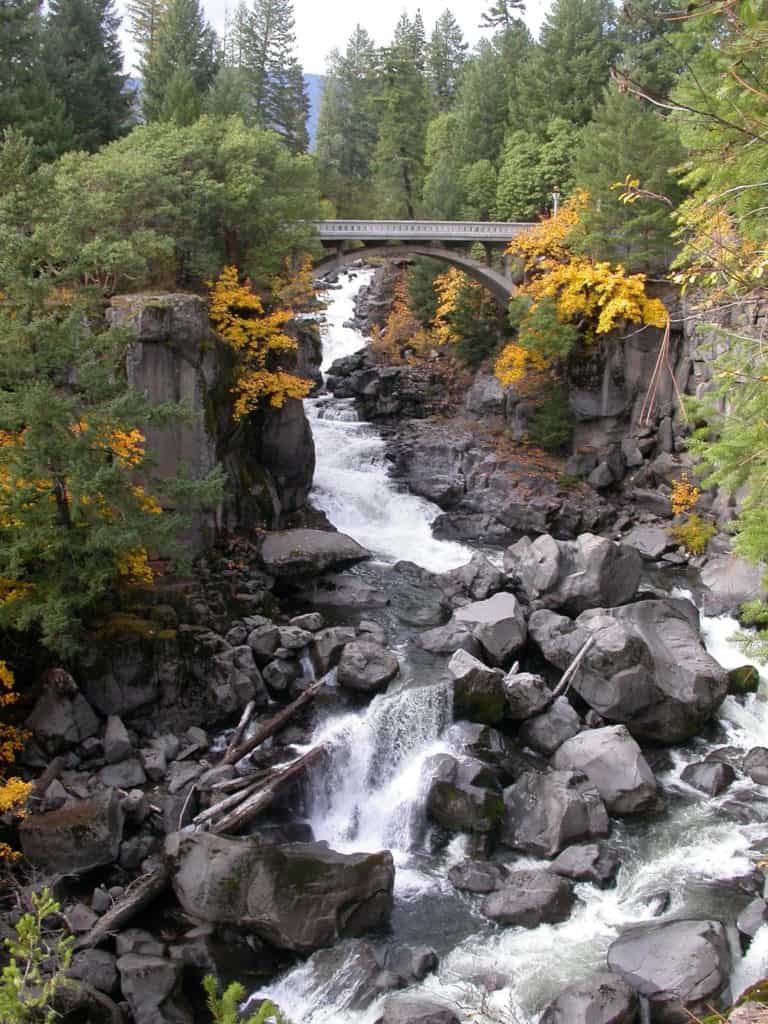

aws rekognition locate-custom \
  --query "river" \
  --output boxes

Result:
[256,269,768,1023]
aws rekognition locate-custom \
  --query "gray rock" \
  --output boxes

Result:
[465,374,505,416]
[454,593,527,667]
[623,525,673,561]
[448,650,505,725]
[247,623,280,662]
[426,757,504,833]
[539,970,638,1024]
[588,461,617,490]
[415,621,481,658]
[530,599,728,744]
[165,832,395,954]
[140,746,167,783]
[553,726,658,815]
[311,626,357,675]
[103,716,132,764]
[358,620,387,645]
[338,640,399,694]
[260,528,370,577]
[116,929,166,957]
[481,870,574,927]
[518,697,582,756]
[607,919,731,1022]
[500,770,609,858]
[263,659,299,693]
[737,898,768,941]
[66,903,98,933]
[305,941,404,1011]
[447,859,510,894]
[701,555,768,615]
[436,554,505,605]
[52,980,123,1024]
[745,747,768,785]
[278,626,314,650]
[121,789,149,823]
[290,612,325,632]
[386,945,438,982]
[504,671,552,721]
[681,760,735,796]
[20,789,124,873]
[505,533,641,615]
[91,888,111,915]
[67,950,118,995]
[117,954,191,1024]
[374,998,460,1024]
[99,758,146,789]
[26,672,99,754]
[167,761,203,795]
[549,843,620,888]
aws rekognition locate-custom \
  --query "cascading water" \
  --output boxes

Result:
[254,270,768,1024]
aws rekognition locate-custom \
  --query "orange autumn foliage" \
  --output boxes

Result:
[0,661,31,861]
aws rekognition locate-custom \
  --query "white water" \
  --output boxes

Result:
[308,271,472,573]
[255,271,768,1023]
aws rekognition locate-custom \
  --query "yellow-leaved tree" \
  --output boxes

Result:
[371,277,432,362]
[0,661,31,861]
[495,190,668,388]
[209,266,312,419]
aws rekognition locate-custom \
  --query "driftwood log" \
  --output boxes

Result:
[74,866,170,950]
[222,678,325,765]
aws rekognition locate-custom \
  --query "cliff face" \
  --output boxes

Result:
[109,292,318,547]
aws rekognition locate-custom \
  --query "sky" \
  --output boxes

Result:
[119,0,553,76]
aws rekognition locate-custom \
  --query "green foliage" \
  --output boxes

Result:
[18,115,320,291]
[496,118,579,221]
[426,9,467,112]
[511,0,619,132]
[0,888,73,1023]
[450,280,500,366]
[407,258,443,326]
[527,387,574,452]
[460,159,497,220]
[670,513,716,555]
[141,0,217,123]
[572,87,684,269]
[203,975,289,1024]
[508,296,581,361]
[480,0,525,30]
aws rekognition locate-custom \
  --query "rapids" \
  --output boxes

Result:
[252,270,768,1023]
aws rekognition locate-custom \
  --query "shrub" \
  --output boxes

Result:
[527,388,574,452]
[671,513,716,555]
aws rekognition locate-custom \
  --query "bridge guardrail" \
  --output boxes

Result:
[313,220,532,242]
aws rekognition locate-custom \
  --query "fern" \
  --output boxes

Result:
[203,975,290,1024]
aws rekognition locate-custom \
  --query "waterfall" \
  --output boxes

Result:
[253,269,768,1024]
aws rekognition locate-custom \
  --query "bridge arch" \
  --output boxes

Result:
[313,245,516,308]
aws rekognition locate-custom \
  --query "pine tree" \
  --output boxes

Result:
[422,112,465,218]
[233,0,308,148]
[426,9,467,112]
[43,0,130,150]
[314,25,379,212]
[203,65,251,119]
[372,13,429,218]
[141,0,217,122]
[480,0,525,30]
[511,0,618,131]
[496,117,579,220]
[0,0,73,160]
[572,87,683,269]
[125,0,168,62]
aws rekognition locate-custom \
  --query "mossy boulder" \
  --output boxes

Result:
[729,665,761,695]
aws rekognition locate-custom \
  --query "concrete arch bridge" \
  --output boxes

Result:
[313,219,535,306]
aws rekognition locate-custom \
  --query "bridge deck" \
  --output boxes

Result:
[314,219,533,243]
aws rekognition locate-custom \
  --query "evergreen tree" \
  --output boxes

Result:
[426,9,467,112]
[460,160,497,220]
[496,117,579,220]
[422,112,465,218]
[203,65,251,120]
[234,0,309,148]
[372,13,429,218]
[314,25,378,211]
[125,0,168,63]
[141,0,217,123]
[43,0,130,150]
[511,0,618,131]
[0,0,73,160]
[480,0,525,30]
[572,87,683,269]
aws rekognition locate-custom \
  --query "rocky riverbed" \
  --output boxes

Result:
[7,267,768,1024]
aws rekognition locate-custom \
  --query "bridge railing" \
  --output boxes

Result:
[313,219,533,243]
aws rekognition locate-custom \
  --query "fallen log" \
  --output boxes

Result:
[224,700,256,763]
[192,779,263,827]
[213,746,326,835]
[74,865,169,950]
[548,635,595,703]
[27,756,65,807]
[223,678,325,765]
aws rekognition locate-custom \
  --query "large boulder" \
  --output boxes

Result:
[20,789,124,874]
[481,870,574,928]
[426,756,504,833]
[553,726,658,815]
[529,599,728,744]
[700,554,767,616]
[260,529,370,577]
[500,770,609,858]
[504,671,552,721]
[454,593,527,667]
[504,533,641,614]
[435,553,505,605]
[607,919,731,1022]
[165,833,394,954]
[549,843,621,888]
[415,621,481,658]
[337,640,399,694]
[518,697,582,756]
[448,650,505,724]
[304,941,405,1012]
[116,954,192,1024]
[374,998,460,1024]
[539,970,638,1024]
[26,670,99,753]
